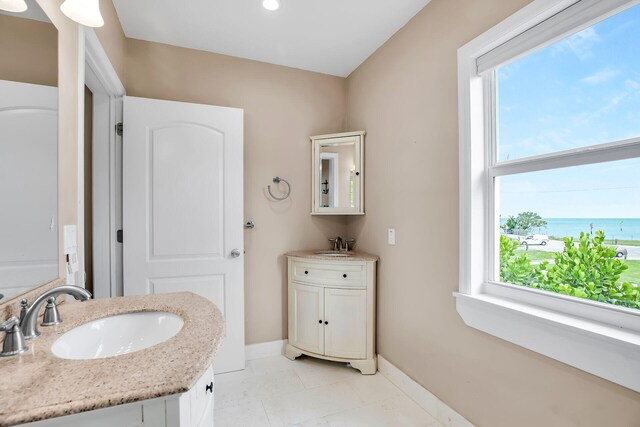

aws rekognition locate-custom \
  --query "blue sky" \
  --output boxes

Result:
[498,4,640,218]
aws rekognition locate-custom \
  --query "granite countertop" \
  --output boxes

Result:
[286,250,379,262]
[0,292,224,426]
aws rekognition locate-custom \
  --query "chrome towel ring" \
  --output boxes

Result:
[267,176,291,201]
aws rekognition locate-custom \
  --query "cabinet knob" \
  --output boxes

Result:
[319,320,322,324]
[355,172,360,176]
[324,321,329,325]
[205,382,213,394]
[305,271,309,275]
[343,274,347,278]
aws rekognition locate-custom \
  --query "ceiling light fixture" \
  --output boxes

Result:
[0,0,27,13]
[262,0,280,11]
[60,0,104,27]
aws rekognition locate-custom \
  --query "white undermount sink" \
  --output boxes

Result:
[51,311,184,360]
[314,251,353,257]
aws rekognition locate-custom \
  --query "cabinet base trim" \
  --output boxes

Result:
[285,344,377,374]
[377,355,474,427]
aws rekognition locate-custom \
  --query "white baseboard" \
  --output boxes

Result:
[377,355,474,427]
[245,339,288,361]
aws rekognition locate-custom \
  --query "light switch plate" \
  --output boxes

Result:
[388,228,396,245]
[63,225,77,254]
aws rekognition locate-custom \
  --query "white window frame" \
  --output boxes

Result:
[457,0,640,392]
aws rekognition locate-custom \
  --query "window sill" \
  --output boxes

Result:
[454,291,640,392]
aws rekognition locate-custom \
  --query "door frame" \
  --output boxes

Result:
[82,29,125,298]
[320,152,339,208]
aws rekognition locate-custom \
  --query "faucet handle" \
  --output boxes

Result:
[344,239,355,251]
[42,297,62,327]
[328,238,337,251]
[0,316,28,357]
[19,299,29,324]
[0,316,20,332]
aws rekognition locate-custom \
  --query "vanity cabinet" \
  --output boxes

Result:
[24,365,215,427]
[285,254,377,374]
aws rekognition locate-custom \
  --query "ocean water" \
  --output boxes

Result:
[501,218,640,241]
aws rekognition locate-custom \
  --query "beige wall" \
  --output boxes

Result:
[345,0,640,426]
[125,39,349,343]
[0,14,57,86]
[94,0,126,83]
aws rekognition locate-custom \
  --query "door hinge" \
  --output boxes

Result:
[117,229,123,243]
[116,122,123,137]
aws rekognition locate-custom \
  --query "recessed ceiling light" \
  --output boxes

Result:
[262,0,280,11]
[0,0,27,13]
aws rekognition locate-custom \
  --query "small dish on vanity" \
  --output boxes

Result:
[285,249,378,375]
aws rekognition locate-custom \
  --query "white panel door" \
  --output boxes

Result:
[289,282,324,355]
[0,80,58,299]
[123,96,244,373]
[324,288,367,359]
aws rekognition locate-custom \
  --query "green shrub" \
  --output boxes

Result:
[499,236,537,285]
[499,232,640,310]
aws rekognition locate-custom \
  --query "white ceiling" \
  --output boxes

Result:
[111,0,430,77]
[0,0,50,23]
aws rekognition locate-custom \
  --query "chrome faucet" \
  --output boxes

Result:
[328,237,356,251]
[20,285,92,340]
[332,237,344,251]
[0,285,91,356]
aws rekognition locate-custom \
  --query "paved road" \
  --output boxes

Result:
[516,239,640,260]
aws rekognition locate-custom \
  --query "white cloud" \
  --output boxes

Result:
[552,27,601,60]
[625,79,640,91]
[580,68,620,84]
[601,93,629,113]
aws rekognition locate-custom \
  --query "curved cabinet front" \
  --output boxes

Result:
[285,255,377,375]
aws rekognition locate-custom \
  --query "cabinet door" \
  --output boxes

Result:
[289,282,324,354]
[190,366,214,427]
[324,288,367,359]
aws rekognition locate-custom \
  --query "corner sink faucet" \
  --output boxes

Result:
[328,237,356,251]
[21,285,92,340]
[332,237,344,251]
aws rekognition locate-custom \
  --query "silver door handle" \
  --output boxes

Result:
[230,249,241,258]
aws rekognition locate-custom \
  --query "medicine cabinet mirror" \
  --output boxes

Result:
[311,131,365,215]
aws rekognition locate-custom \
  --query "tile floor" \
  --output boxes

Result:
[214,355,443,427]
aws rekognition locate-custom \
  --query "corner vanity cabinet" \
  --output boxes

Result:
[285,252,377,374]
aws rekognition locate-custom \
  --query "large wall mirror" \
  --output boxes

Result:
[0,0,58,302]
[311,131,365,215]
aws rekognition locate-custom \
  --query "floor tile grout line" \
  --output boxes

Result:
[260,399,274,427]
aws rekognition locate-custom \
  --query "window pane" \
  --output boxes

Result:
[496,4,640,162]
[497,158,640,310]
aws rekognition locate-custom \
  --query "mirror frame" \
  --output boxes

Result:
[311,131,365,216]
